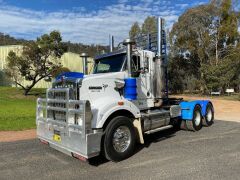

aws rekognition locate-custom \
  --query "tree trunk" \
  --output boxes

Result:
[23,80,37,96]
[215,37,219,65]
[24,88,31,96]
[200,72,205,94]
[22,76,45,96]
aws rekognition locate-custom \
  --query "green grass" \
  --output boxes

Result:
[0,87,45,131]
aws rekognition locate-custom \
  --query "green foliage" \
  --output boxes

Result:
[202,46,240,91]
[6,31,67,95]
[128,16,157,40]
[219,0,239,46]
[169,0,240,93]
[141,16,157,34]
[129,22,141,40]
[0,87,45,131]
[0,31,108,58]
[0,33,28,45]
[128,1,240,93]
[64,42,108,57]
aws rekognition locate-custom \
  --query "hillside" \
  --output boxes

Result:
[0,33,28,46]
[0,32,108,57]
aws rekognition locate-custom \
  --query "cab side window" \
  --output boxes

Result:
[132,55,141,77]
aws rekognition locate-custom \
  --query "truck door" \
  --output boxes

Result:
[132,51,154,109]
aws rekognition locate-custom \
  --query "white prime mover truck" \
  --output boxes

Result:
[36,17,214,162]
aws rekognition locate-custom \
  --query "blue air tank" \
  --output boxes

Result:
[124,78,137,100]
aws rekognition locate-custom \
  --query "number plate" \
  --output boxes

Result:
[53,134,61,142]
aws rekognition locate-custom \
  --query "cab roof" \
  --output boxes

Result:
[94,49,126,60]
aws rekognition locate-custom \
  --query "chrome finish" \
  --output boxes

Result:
[123,38,135,77]
[206,109,213,122]
[142,109,170,132]
[194,111,201,126]
[80,53,89,74]
[157,17,161,57]
[36,88,102,159]
[112,126,131,153]
[170,105,181,118]
[153,17,166,101]
[144,125,173,135]
[109,35,114,52]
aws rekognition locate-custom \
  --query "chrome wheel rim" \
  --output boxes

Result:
[194,111,201,126]
[112,126,131,153]
[206,109,213,122]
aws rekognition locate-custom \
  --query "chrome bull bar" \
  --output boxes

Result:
[36,88,102,159]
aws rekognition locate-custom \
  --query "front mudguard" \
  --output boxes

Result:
[91,97,141,129]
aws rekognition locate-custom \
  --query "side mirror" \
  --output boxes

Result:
[115,79,125,89]
[132,71,141,77]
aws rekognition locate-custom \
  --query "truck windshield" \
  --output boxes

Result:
[93,54,126,74]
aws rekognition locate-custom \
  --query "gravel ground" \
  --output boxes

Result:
[0,120,239,180]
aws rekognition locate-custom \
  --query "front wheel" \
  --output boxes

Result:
[103,116,136,162]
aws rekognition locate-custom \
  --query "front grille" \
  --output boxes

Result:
[47,88,75,122]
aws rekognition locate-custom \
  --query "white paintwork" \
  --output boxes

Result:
[78,49,156,129]
[135,50,155,109]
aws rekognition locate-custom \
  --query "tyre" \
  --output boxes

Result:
[103,116,136,162]
[203,103,214,126]
[186,105,203,131]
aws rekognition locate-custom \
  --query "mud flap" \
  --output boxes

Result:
[133,118,144,144]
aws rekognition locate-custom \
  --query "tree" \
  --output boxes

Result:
[141,16,157,34]
[0,32,28,45]
[6,31,67,95]
[218,0,239,46]
[169,0,240,93]
[202,45,240,91]
[129,22,141,40]
[170,4,217,92]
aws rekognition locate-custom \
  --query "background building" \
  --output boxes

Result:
[0,45,94,88]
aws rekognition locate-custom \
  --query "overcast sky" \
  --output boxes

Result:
[0,0,209,45]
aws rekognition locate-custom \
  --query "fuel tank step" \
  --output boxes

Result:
[144,125,173,135]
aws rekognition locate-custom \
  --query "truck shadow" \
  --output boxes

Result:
[134,127,179,153]
[88,127,179,166]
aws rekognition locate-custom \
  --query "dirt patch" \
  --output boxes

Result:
[0,97,239,142]
[0,129,36,142]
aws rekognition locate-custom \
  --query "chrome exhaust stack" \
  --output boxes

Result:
[109,35,114,52]
[80,53,89,75]
[123,38,135,77]
[154,17,167,106]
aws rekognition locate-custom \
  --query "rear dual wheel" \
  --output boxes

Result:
[185,105,203,131]
[182,103,214,131]
[203,103,214,126]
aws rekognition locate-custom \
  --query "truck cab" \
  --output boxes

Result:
[36,17,214,162]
